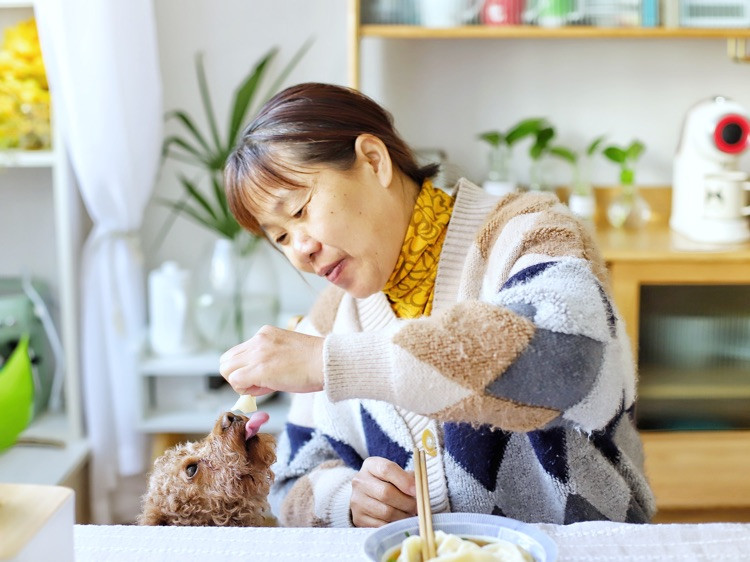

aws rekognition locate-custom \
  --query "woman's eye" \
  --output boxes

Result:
[185,463,198,478]
[275,233,287,245]
[293,205,305,218]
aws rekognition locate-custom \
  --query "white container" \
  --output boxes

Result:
[568,193,596,221]
[148,261,195,356]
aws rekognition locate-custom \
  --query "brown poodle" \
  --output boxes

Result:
[138,411,278,527]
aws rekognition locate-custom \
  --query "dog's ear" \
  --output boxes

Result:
[137,505,170,526]
[256,433,277,467]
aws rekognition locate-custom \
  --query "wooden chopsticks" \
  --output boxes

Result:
[413,447,436,560]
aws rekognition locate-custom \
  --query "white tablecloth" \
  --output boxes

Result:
[74,521,750,561]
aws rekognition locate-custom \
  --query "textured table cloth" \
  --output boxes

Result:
[75,521,750,561]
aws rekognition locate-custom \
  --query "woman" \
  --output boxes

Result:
[220,82,655,528]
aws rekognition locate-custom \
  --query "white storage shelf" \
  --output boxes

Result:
[138,351,291,435]
[0,413,89,486]
[0,144,87,485]
[0,149,55,167]
[0,3,87,487]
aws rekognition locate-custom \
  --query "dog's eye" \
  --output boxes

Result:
[185,463,198,478]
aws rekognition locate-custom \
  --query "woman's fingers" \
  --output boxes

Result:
[218,325,324,394]
[351,495,413,527]
[350,457,418,527]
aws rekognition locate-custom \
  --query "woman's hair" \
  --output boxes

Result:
[224,82,439,236]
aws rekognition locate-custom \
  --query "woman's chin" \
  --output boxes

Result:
[342,283,382,300]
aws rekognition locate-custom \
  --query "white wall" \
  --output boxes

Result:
[146,0,347,316]
[145,0,750,315]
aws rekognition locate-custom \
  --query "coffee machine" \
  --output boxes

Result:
[671,96,750,243]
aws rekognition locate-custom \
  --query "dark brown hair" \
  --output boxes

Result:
[224,82,439,236]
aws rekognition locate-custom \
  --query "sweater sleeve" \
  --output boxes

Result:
[324,204,634,434]
[270,312,358,528]
[271,408,358,527]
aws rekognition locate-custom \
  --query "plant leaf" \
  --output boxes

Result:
[506,118,546,146]
[603,146,626,163]
[162,149,206,168]
[155,197,224,235]
[226,48,278,150]
[211,173,231,219]
[177,175,219,222]
[162,135,212,167]
[530,126,555,159]
[586,135,607,156]
[165,109,212,153]
[195,52,223,154]
[620,168,635,185]
[626,140,645,161]
[550,146,576,163]
[478,130,503,147]
[259,37,314,108]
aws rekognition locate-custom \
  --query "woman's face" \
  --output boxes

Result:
[254,137,415,299]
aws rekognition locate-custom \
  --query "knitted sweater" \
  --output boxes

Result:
[270,178,656,527]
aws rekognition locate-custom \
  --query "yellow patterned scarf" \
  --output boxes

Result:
[384,180,454,319]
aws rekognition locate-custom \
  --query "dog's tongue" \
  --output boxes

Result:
[244,411,270,440]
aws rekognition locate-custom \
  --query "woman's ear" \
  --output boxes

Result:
[354,134,392,188]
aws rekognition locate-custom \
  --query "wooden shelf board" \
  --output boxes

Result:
[360,24,750,39]
[641,430,750,510]
[638,365,750,400]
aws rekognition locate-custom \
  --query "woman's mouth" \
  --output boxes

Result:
[323,259,345,284]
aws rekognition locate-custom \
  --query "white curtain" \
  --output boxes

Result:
[35,0,163,523]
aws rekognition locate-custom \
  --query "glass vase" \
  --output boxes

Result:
[567,161,596,222]
[482,144,517,196]
[528,158,552,192]
[606,182,652,229]
[191,232,280,352]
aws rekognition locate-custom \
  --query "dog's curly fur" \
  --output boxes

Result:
[138,411,278,527]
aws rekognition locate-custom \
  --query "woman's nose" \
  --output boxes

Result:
[291,232,320,265]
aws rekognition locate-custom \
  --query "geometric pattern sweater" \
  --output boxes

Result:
[270,178,656,527]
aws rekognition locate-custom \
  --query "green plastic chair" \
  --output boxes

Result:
[0,335,34,452]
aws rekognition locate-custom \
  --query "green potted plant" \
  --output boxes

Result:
[527,124,556,191]
[548,135,606,221]
[477,117,546,196]
[602,139,651,229]
[155,41,310,351]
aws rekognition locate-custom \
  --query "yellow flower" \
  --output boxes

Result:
[0,18,50,150]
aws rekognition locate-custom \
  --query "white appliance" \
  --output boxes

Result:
[671,96,750,243]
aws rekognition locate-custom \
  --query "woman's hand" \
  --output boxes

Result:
[219,325,324,395]
[350,457,417,528]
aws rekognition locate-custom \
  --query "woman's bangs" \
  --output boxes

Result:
[239,150,309,218]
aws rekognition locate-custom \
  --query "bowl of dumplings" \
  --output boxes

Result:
[363,512,557,562]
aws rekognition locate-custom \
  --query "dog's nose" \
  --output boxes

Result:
[221,412,236,430]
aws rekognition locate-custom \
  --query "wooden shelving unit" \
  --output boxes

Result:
[348,0,750,87]
[349,0,750,521]
[359,24,750,39]
[593,189,750,522]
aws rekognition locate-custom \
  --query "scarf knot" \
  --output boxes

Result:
[384,180,454,318]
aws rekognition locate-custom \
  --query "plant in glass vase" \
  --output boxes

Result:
[156,41,310,351]
[602,139,651,229]
[549,135,606,221]
[527,123,556,192]
[477,117,545,196]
